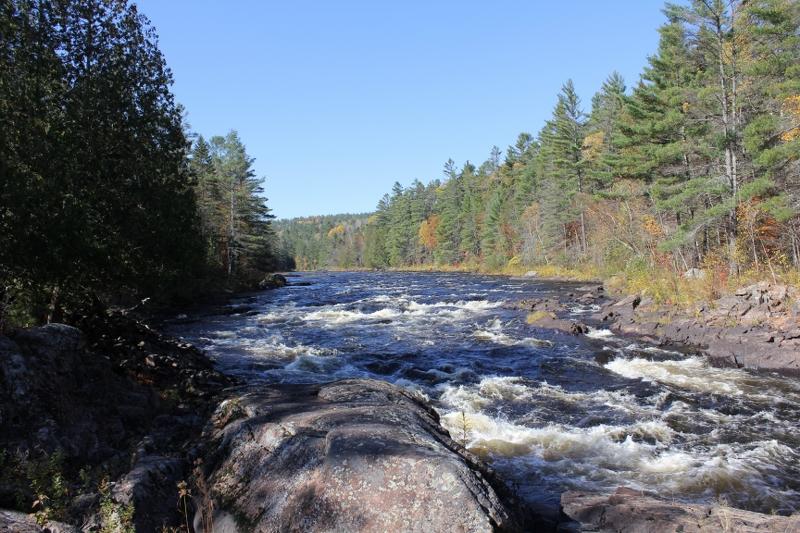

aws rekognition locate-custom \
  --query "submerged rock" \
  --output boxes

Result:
[526,311,588,336]
[196,379,529,532]
[561,488,800,533]
[516,296,566,313]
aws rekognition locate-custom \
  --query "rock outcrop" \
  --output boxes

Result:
[0,317,231,529]
[258,273,288,290]
[0,509,78,533]
[595,282,800,376]
[0,324,158,471]
[196,379,530,532]
[561,488,800,533]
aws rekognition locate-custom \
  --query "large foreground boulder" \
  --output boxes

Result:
[561,488,800,533]
[196,379,528,532]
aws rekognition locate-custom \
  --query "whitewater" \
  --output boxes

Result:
[167,271,800,514]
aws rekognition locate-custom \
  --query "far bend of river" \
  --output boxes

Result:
[167,271,800,514]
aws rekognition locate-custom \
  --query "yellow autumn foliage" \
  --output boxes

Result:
[327,224,346,238]
[780,95,800,142]
[418,215,439,250]
[581,131,604,161]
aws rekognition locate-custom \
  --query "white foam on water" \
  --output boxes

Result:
[439,408,799,504]
[640,345,686,356]
[473,319,516,345]
[257,311,294,323]
[605,356,745,395]
[210,329,237,339]
[441,411,676,466]
[303,307,401,324]
[585,327,614,339]
[300,299,502,327]
[440,377,655,420]
[568,304,601,315]
[439,376,540,413]
[251,337,335,360]
[283,353,344,373]
[473,319,553,348]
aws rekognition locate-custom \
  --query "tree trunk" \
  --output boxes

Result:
[579,211,587,255]
[46,286,60,324]
[228,180,236,277]
[714,7,740,276]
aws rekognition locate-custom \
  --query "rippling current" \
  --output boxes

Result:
[168,271,800,514]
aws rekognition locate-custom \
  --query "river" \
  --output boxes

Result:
[167,271,800,515]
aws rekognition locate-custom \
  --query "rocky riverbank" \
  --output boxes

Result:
[521,280,800,377]
[596,282,800,376]
[517,280,800,531]
[560,488,800,533]
[4,275,800,532]
[0,311,537,531]
[0,312,234,531]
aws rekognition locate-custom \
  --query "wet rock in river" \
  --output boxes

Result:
[196,379,530,532]
[561,488,800,533]
[258,272,288,290]
[515,296,566,313]
[526,311,588,336]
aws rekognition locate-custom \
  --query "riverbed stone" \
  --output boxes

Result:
[561,488,800,533]
[258,273,288,290]
[196,379,528,532]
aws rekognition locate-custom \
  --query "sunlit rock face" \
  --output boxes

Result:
[197,379,526,532]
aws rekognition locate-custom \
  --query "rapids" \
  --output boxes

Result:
[168,271,800,514]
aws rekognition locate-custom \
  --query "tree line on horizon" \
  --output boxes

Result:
[278,0,800,289]
[1,0,288,328]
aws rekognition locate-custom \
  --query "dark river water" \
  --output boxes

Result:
[168,271,800,514]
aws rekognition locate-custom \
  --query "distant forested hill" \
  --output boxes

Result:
[275,214,372,270]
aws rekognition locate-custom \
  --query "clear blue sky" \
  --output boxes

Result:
[136,0,667,219]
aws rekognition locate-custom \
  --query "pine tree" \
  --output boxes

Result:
[537,80,588,257]
[585,72,627,190]
[209,131,275,279]
[435,159,463,263]
[617,17,717,265]
[1,0,204,322]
